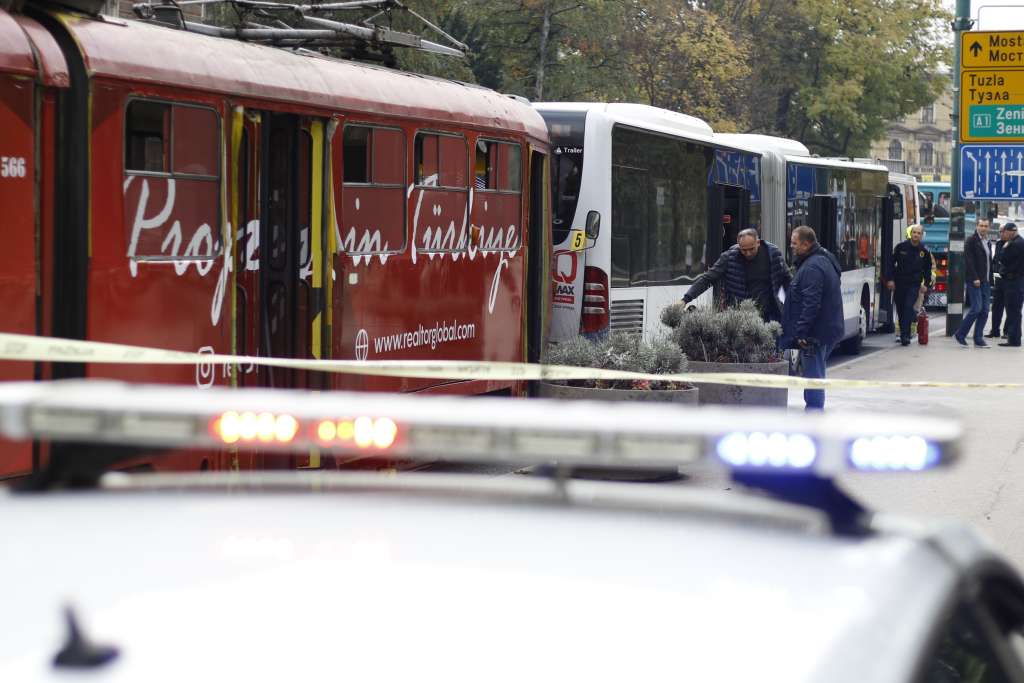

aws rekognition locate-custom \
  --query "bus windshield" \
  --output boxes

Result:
[541,111,586,245]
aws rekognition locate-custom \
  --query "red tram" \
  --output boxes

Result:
[0,3,552,477]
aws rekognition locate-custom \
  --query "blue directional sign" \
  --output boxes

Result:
[960,144,1024,200]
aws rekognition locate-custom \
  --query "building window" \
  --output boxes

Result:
[921,103,935,124]
[919,142,933,168]
[888,139,902,161]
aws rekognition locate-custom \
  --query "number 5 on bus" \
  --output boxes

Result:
[569,229,586,251]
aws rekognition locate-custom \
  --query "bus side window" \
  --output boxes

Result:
[888,185,904,220]
[920,191,934,223]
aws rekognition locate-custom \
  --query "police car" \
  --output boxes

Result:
[0,380,1022,682]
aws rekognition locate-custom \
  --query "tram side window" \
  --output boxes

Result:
[126,101,170,173]
[343,126,370,183]
[415,133,468,189]
[340,125,406,253]
[475,140,523,192]
[470,139,523,251]
[475,139,497,190]
[173,107,218,176]
[123,99,221,260]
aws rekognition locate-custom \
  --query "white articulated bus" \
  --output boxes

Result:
[536,103,764,342]
[716,134,892,354]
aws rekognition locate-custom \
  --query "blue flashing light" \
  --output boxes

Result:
[848,435,940,472]
[716,432,817,470]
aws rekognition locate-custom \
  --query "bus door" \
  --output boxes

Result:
[879,193,896,331]
[809,195,839,254]
[720,186,751,251]
[256,113,329,390]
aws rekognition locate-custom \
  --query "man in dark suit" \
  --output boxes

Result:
[986,224,1009,338]
[999,223,1024,347]
[954,218,992,347]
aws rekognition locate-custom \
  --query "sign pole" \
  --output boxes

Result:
[948,0,973,336]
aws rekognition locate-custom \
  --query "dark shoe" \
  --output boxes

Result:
[900,339,910,346]
[976,340,990,348]
[954,334,968,347]
[985,331,1000,338]
[998,342,1022,347]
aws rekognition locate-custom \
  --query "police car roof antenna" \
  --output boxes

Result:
[130,0,469,61]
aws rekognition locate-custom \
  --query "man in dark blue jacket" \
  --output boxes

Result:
[682,229,791,322]
[780,226,845,411]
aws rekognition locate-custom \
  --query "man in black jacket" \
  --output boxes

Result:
[954,217,992,347]
[999,223,1024,347]
[682,229,791,322]
[886,224,933,346]
[986,224,1010,338]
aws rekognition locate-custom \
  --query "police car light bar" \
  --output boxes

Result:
[0,380,961,474]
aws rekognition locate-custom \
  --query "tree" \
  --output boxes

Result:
[620,0,751,131]
[703,0,951,155]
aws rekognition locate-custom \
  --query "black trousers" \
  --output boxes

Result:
[990,284,1004,334]
[894,284,918,341]
[1005,278,1024,345]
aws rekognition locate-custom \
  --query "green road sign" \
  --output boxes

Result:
[968,104,1024,138]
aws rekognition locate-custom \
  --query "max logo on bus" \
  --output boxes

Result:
[552,250,578,305]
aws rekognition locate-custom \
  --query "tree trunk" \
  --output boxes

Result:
[534,1,552,100]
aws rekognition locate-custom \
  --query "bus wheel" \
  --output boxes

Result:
[840,305,867,355]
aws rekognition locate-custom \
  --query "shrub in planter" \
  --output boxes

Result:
[661,300,782,364]
[544,331,690,392]
[660,300,787,407]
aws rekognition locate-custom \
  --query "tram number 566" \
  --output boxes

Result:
[0,157,27,178]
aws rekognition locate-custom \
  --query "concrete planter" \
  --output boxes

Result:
[685,360,788,407]
[537,381,699,404]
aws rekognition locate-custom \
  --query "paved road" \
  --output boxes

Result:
[827,311,945,369]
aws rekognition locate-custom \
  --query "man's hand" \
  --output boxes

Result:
[919,284,928,294]
[886,281,895,291]
[973,279,981,288]
[797,338,810,350]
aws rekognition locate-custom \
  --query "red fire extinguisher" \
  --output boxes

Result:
[917,308,929,345]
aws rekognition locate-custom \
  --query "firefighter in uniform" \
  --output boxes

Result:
[887,224,932,346]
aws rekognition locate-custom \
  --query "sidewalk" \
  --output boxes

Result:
[811,325,1024,567]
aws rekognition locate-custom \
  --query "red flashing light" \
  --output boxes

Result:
[935,282,947,292]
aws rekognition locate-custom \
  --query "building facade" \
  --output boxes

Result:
[870,86,953,182]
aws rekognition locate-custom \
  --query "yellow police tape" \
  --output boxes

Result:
[0,332,1021,391]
